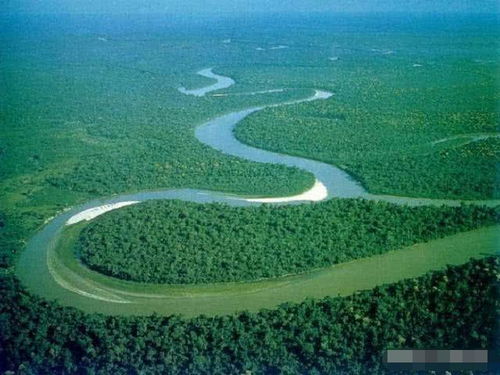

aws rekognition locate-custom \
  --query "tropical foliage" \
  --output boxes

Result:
[235,39,499,200]
[76,199,497,284]
[1,13,498,374]
[1,257,498,374]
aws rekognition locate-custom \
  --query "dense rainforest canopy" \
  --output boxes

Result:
[1,257,498,374]
[1,14,498,374]
[2,14,498,271]
[75,199,497,284]
[235,47,499,200]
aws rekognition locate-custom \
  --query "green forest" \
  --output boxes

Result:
[2,13,499,373]
[2,14,498,272]
[235,48,499,200]
[75,199,498,284]
[1,257,498,374]
[0,26,316,272]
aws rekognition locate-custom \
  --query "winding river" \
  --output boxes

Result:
[178,68,235,97]
[16,68,499,317]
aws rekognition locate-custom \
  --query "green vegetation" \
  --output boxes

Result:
[43,84,314,197]
[75,199,497,284]
[235,40,499,200]
[2,13,499,373]
[43,225,498,317]
[2,257,498,374]
[3,14,498,271]
[1,20,318,270]
[350,137,500,199]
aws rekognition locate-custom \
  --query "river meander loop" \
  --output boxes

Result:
[16,68,500,317]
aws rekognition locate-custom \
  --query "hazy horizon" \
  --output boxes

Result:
[2,0,498,15]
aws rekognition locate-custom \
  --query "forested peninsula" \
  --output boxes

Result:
[75,199,498,284]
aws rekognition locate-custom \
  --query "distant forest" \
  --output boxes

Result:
[235,51,499,200]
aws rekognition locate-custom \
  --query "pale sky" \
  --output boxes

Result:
[2,0,498,14]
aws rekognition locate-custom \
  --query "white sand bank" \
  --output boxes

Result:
[245,180,328,203]
[66,201,139,225]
